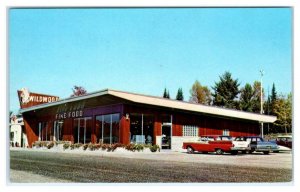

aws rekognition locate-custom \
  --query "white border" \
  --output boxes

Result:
[1,1,299,192]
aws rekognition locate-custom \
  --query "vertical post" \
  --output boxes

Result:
[78,119,80,143]
[38,122,41,141]
[84,118,86,144]
[102,116,104,143]
[110,115,112,144]
[260,70,264,138]
[141,113,144,144]
[53,121,56,142]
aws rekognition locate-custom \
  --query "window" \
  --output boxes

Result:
[182,125,198,137]
[95,113,120,144]
[223,129,230,136]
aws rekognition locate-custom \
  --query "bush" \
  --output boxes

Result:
[125,144,136,151]
[47,142,55,149]
[134,144,144,152]
[70,144,75,150]
[63,143,70,150]
[150,144,160,152]
[82,144,88,150]
[101,144,109,151]
[88,143,96,151]
[74,143,83,149]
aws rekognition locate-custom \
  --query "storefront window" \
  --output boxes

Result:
[53,120,64,141]
[73,117,92,144]
[95,113,120,144]
[130,114,154,144]
[38,122,51,141]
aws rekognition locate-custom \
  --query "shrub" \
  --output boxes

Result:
[63,143,70,150]
[135,144,144,152]
[47,142,55,149]
[88,143,96,151]
[125,144,135,151]
[74,143,83,149]
[101,144,109,151]
[150,144,160,152]
[70,144,75,150]
[82,144,88,150]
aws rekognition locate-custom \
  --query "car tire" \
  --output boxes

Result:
[263,151,270,155]
[215,148,224,155]
[187,146,194,154]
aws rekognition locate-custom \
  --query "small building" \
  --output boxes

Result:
[19,89,276,151]
[9,116,28,148]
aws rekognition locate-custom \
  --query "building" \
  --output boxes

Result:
[9,115,28,148]
[19,89,276,151]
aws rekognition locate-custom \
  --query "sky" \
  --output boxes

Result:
[9,8,292,113]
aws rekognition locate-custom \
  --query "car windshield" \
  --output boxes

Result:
[221,136,232,141]
[235,137,245,141]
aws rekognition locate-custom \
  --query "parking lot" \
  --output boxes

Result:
[9,149,292,183]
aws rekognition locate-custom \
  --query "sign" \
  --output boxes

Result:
[55,110,83,120]
[18,88,59,109]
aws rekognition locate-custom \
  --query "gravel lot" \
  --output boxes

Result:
[9,149,292,183]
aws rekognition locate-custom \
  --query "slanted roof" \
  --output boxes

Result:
[19,88,277,123]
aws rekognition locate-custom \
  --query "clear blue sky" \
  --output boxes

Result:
[9,8,292,113]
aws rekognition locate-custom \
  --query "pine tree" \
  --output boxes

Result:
[239,83,254,112]
[270,83,277,115]
[163,88,170,99]
[176,88,184,101]
[212,72,240,109]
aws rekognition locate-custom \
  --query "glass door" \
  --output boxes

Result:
[161,124,171,149]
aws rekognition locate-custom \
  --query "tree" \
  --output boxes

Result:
[163,88,170,99]
[273,93,292,133]
[239,83,254,112]
[252,81,264,113]
[176,88,184,101]
[270,83,277,115]
[212,71,240,109]
[189,80,211,105]
[71,86,87,97]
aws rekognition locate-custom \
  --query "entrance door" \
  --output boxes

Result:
[161,125,171,149]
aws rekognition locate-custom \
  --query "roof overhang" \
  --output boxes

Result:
[19,89,277,123]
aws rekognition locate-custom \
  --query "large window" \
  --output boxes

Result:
[130,114,154,144]
[73,117,92,144]
[95,113,120,144]
[53,120,64,141]
[182,125,198,137]
[38,122,51,141]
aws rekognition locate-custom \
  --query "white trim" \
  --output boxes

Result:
[19,88,277,123]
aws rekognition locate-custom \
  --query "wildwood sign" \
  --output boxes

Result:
[55,110,83,119]
[17,88,59,109]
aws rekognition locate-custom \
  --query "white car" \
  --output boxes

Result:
[202,135,250,154]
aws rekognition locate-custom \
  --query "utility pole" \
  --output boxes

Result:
[260,70,264,138]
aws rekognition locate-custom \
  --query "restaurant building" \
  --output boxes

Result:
[19,88,277,151]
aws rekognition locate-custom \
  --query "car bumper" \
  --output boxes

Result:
[230,147,251,151]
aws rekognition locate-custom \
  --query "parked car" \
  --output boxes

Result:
[275,135,292,149]
[235,136,279,154]
[182,135,235,155]
[201,135,250,154]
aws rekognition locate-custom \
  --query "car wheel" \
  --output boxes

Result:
[263,151,270,155]
[187,146,194,154]
[215,148,224,155]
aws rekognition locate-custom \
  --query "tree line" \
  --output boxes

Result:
[163,71,292,134]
